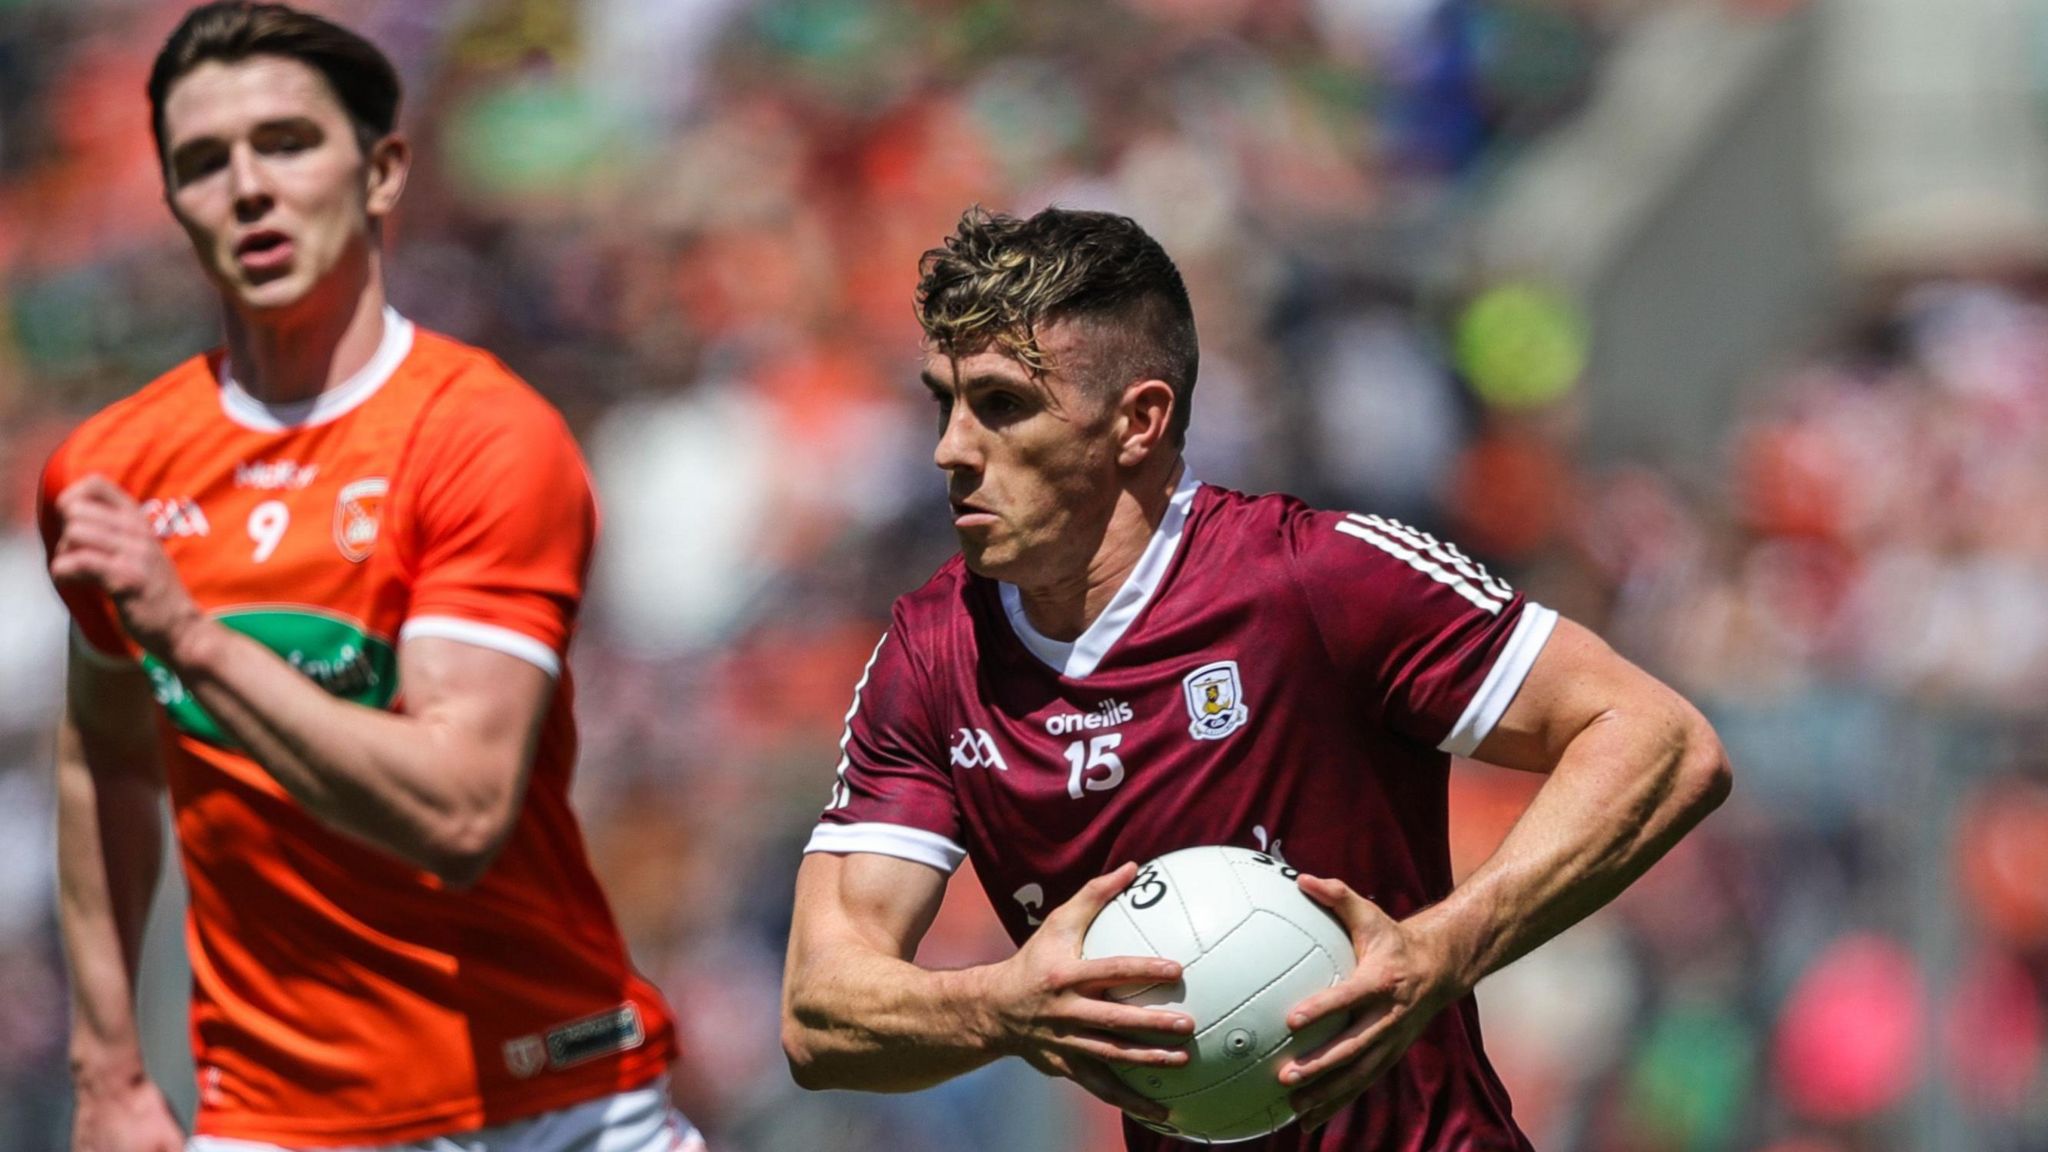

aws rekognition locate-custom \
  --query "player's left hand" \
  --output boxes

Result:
[48,475,207,662]
[1276,874,1466,1133]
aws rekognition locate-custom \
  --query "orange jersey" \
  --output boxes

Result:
[37,313,676,1147]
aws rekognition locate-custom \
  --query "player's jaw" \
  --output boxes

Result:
[944,443,1116,586]
[944,478,1010,572]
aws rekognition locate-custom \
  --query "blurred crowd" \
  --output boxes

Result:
[1459,271,2048,1152]
[2,0,2045,1150]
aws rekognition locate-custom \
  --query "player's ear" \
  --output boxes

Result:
[1115,378,1176,468]
[364,134,411,219]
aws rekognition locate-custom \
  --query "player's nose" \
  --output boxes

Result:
[227,144,274,223]
[933,403,981,472]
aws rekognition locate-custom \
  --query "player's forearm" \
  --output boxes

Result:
[55,721,163,1082]
[782,945,1006,1092]
[1417,702,1730,994]
[164,620,512,882]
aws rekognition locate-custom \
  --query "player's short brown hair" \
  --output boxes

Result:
[917,207,1200,447]
[148,2,401,167]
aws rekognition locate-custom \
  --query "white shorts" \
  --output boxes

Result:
[186,1082,706,1152]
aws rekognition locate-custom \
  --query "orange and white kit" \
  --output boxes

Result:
[39,312,676,1148]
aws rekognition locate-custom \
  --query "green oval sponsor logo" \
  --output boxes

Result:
[142,607,397,749]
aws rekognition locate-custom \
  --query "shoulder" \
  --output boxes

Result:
[1185,483,1323,568]
[1192,484,1513,611]
[398,330,583,480]
[44,354,221,485]
[1191,484,1311,533]
[407,330,573,436]
[889,554,975,639]
[1198,485,1442,575]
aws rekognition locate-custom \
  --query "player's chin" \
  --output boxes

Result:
[955,533,1009,577]
[231,269,315,312]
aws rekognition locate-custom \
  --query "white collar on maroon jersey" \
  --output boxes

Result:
[999,471,1201,679]
[218,307,415,432]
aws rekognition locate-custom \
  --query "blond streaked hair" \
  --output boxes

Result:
[916,206,1200,446]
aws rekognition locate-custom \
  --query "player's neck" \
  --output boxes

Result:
[1016,459,1185,642]
[223,263,390,407]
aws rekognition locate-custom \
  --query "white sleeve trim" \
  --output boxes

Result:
[400,616,561,678]
[803,822,967,874]
[1438,604,1559,757]
[69,623,134,668]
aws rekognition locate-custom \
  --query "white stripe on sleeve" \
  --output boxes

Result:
[400,616,561,678]
[828,633,890,810]
[803,822,967,874]
[1335,520,1505,614]
[1439,604,1559,757]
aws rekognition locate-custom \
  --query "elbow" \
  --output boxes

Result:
[779,970,856,1092]
[782,1023,826,1091]
[780,1001,836,1091]
[422,807,519,891]
[1674,709,1733,820]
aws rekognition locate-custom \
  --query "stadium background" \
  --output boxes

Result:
[1,0,2046,1149]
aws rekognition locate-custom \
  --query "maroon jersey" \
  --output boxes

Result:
[807,477,1554,1152]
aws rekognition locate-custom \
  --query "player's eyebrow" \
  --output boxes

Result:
[919,369,1029,396]
[169,116,325,168]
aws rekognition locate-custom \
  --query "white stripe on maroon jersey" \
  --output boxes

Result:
[1334,519,1505,614]
[1350,514,1514,603]
[829,633,891,810]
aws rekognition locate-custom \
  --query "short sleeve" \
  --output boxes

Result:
[36,443,135,663]
[1287,507,1557,756]
[804,624,965,874]
[398,386,596,678]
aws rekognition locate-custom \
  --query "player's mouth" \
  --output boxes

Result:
[951,499,999,530]
[233,230,295,276]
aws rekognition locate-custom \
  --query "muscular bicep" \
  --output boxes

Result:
[395,635,554,788]
[1470,616,1695,774]
[790,851,950,965]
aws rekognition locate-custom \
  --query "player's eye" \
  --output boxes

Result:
[170,145,228,185]
[257,125,320,154]
[976,391,1027,422]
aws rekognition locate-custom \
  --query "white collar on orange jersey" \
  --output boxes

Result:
[218,307,415,432]
[999,470,1202,680]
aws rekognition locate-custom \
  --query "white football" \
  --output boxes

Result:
[1080,845,1356,1144]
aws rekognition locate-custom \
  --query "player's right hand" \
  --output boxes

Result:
[48,475,207,664]
[984,862,1194,1121]
[70,1072,183,1152]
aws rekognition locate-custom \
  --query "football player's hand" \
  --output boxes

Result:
[70,1069,183,1152]
[989,862,1194,1122]
[48,475,207,662]
[1277,874,1464,1133]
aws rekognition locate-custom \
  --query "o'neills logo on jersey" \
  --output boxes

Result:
[333,477,387,562]
[235,459,319,490]
[1045,699,1134,736]
[1183,660,1249,740]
